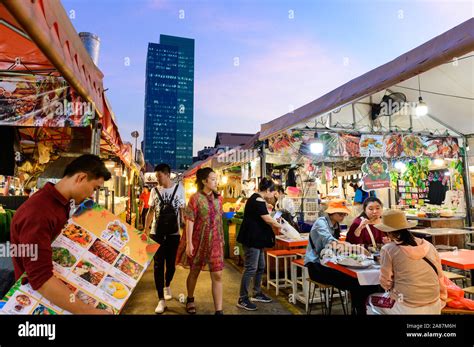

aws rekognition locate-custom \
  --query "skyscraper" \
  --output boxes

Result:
[143,35,194,170]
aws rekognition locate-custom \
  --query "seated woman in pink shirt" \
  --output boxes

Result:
[346,197,389,249]
[367,210,447,315]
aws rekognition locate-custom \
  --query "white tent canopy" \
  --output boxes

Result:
[260,18,474,139]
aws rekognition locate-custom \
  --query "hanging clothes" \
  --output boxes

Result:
[428,180,447,205]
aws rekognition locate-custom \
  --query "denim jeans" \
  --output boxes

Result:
[239,246,265,299]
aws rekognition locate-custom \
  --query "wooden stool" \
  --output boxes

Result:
[463,286,474,299]
[290,258,310,311]
[306,278,348,315]
[442,307,474,315]
[443,271,467,287]
[266,249,298,296]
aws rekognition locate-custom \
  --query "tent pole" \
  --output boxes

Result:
[461,137,472,227]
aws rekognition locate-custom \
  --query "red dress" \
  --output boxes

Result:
[176,191,224,272]
[346,216,384,247]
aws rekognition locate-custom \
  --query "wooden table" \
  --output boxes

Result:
[275,233,309,250]
[410,228,473,248]
[407,216,465,229]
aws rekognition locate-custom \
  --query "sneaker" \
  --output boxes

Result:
[251,293,273,303]
[155,299,167,314]
[236,297,257,311]
[164,287,172,301]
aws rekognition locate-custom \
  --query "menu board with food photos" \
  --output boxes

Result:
[0,201,158,315]
[359,135,385,157]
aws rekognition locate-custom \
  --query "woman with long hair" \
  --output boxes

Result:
[346,197,389,249]
[176,168,225,315]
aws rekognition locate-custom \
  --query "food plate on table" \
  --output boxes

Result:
[336,254,375,268]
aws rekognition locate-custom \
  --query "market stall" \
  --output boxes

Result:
[259,18,473,229]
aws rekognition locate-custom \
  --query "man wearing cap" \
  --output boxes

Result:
[304,199,381,315]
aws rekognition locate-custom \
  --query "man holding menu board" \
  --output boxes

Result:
[10,155,112,314]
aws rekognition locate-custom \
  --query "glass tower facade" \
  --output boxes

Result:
[143,35,195,170]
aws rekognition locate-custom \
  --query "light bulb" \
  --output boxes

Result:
[394,161,406,172]
[310,142,324,154]
[221,175,228,184]
[415,97,428,117]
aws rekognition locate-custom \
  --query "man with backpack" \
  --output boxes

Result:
[144,164,185,314]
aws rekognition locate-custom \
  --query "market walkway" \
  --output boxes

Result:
[123,259,301,315]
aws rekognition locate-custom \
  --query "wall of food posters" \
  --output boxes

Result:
[0,75,93,127]
[0,201,159,315]
[268,130,461,160]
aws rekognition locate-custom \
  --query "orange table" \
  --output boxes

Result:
[439,249,474,270]
[326,261,357,279]
[275,233,309,250]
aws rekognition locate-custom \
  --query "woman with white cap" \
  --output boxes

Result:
[367,210,447,314]
[304,199,381,315]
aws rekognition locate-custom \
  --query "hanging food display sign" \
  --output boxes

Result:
[423,137,460,159]
[361,157,390,190]
[340,133,361,157]
[359,135,384,157]
[319,133,341,156]
[0,76,94,127]
[384,134,404,158]
[0,201,158,315]
[268,130,301,155]
[402,134,424,157]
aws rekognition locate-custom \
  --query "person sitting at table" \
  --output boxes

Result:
[346,197,389,249]
[304,199,381,315]
[367,210,447,315]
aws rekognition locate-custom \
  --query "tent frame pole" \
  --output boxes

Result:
[461,137,472,227]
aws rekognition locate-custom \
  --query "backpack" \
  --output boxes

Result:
[153,184,179,243]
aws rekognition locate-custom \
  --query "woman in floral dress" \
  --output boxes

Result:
[176,168,225,314]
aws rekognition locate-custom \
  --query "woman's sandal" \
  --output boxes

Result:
[186,297,196,314]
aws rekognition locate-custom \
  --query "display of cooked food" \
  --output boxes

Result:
[73,260,105,286]
[105,220,129,243]
[101,277,129,300]
[341,134,360,156]
[403,135,424,156]
[88,239,119,264]
[32,305,56,315]
[16,294,31,306]
[52,247,77,268]
[115,255,143,280]
[62,224,93,247]
[75,291,97,306]
[384,134,403,157]
[337,254,374,268]
[96,302,115,314]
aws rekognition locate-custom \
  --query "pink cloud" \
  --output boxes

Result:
[193,35,368,149]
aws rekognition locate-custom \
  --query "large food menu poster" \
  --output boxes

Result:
[0,201,159,315]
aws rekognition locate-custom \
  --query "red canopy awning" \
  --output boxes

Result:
[1,0,132,166]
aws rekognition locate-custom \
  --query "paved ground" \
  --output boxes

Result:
[122,259,308,315]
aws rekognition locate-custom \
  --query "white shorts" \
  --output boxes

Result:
[367,293,442,315]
